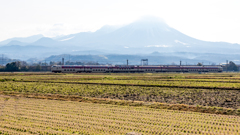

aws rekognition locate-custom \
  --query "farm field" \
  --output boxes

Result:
[1,72,240,109]
[1,96,240,135]
[1,81,240,109]
[1,72,240,134]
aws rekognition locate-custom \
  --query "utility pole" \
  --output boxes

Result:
[127,59,128,66]
[1,54,3,66]
[226,60,228,72]
[62,58,64,65]
[1,54,4,66]
[180,60,182,66]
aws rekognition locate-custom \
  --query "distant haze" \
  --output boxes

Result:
[0,0,240,44]
[0,16,240,66]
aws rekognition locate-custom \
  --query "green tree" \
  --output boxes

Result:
[36,65,41,71]
[227,61,238,71]
[197,63,203,66]
[5,62,20,71]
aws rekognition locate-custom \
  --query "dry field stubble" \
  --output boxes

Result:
[1,81,240,109]
[0,96,240,135]
[1,73,240,134]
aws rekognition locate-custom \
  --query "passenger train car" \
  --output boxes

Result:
[51,65,223,73]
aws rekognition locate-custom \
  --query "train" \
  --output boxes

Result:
[51,65,223,73]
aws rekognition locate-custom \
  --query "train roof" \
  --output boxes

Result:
[53,65,222,69]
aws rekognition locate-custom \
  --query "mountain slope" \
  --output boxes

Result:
[6,40,28,46]
[54,25,120,46]
[54,16,240,54]
[0,34,44,46]
[1,16,240,59]
[30,37,60,47]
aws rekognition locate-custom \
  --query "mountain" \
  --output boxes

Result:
[54,16,240,54]
[1,16,240,62]
[0,34,44,46]
[6,40,28,46]
[54,25,120,47]
[0,45,52,60]
[30,37,60,47]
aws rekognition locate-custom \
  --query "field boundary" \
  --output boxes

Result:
[14,80,240,90]
[1,91,240,116]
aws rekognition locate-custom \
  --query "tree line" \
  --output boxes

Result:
[0,62,46,72]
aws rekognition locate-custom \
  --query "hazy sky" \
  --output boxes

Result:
[0,0,240,43]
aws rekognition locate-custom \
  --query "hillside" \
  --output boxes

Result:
[0,16,240,62]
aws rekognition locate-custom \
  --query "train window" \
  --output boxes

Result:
[64,69,66,71]
[73,69,75,71]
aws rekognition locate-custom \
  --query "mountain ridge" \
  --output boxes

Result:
[0,34,44,45]
[1,16,240,60]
